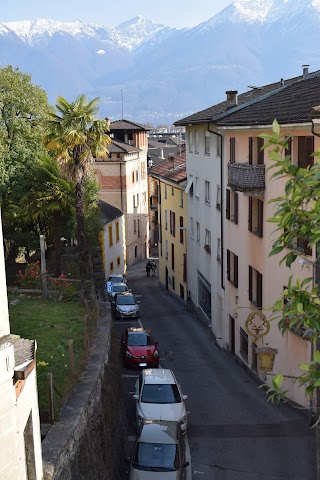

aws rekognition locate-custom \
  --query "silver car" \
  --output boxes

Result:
[111,292,140,319]
[128,420,189,479]
[108,282,130,303]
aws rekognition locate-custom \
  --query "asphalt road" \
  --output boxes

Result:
[113,260,316,480]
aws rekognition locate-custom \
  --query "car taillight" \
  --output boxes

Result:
[126,351,132,358]
[153,350,159,357]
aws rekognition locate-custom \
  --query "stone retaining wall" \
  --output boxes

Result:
[42,302,127,480]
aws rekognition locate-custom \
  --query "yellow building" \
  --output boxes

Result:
[150,154,188,301]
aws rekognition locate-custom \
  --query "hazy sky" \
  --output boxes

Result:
[1,0,234,29]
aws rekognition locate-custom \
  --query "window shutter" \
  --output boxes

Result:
[298,137,307,168]
[258,200,263,237]
[227,250,230,281]
[173,212,176,237]
[226,189,230,220]
[257,137,264,165]
[171,243,175,270]
[249,266,253,302]
[285,137,292,157]
[248,197,252,232]
[180,216,183,243]
[303,238,312,256]
[306,136,314,167]
[230,137,235,164]
[234,192,239,224]
[248,137,253,165]
[257,272,263,308]
[234,255,238,288]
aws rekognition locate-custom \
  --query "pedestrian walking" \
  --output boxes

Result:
[146,260,152,277]
[151,260,157,276]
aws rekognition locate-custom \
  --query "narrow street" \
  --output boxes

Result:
[114,260,316,480]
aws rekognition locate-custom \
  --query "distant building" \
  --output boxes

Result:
[150,154,188,301]
[0,209,43,479]
[98,200,126,279]
[94,119,149,265]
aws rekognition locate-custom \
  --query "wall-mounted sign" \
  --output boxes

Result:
[244,311,270,342]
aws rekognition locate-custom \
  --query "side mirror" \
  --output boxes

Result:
[133,394,139,400]
[125,457,131,464]
[155,341,158,347]
[182,395,188,401]
[183,462,189,468]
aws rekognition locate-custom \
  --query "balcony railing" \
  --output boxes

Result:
[228,163,265,192]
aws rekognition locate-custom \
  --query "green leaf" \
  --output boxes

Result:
[313,350,320,363]
[272,119,280,136]
[272,373,283,390]
[299,363,310,371]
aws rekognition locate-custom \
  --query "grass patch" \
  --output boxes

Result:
[9,295,86,421]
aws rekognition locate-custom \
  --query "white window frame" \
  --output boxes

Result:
[190,217,194,238]
[195,131,199,153]
[205,180,211,204]
[195,177,200,199]
[196,221,200,243]
[205,131,210,155]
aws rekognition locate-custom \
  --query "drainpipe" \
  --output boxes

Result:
[120,162,123,211]
[207,123,224,290]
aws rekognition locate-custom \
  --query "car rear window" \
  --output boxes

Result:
[113,284,127,293]
[132,442,179,471]
[128,333,152,346]
[141,384,181,403]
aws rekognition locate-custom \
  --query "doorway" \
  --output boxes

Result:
[229,315,235,356]
[165,267,168,290]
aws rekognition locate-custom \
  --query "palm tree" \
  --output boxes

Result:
[44,95,110,292]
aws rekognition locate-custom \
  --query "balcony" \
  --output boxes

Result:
[228,163,265,193]
[150,195,158,209]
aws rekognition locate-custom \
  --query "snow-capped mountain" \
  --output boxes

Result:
[0,0,319,123]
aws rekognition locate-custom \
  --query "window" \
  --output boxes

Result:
[198,272,211,319]
[196,222,200,243]
[205,131,210,154]
[164,183,167,199]
[183,254,187,281]
[136,169,139,181]
[216,136,221,157]
[195,177,200,198]
[180,217,184,243]
[190,217,194,238]
[171,243,175,270]
[248,137,264,165]
[108,225,113,246]
[297,136,314,168]
[165,210,168,230]
[138,219,140,238]
[195,131,199,153]
[170,210,176,236]
[180,190,184,208]
[216,185,221,210]
[141,163,146,179]
[185,175,193,196]
[136,193,139,206]
[230,137,236,164]
[116,221,120,242]
[117,256,121,267]
[133,195,136,209]
[110,261,114,273]
[204,229,211,254]
[217,238,221,263]
[143,192,147,204]
[172,275,175,291]
[133,219,137,234]
[226,189,238,224]
[292,237,312,256]
[165,240,168,259]
[205,180,211,204]
[171,185,174,196]
[227,250,238,287]
[248,197,263,237]
[189,131,194,153]
[240,328,249,360]
[249,266,263,308]
[132,171,135,183]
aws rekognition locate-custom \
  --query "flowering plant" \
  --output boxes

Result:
[17,261,42,288]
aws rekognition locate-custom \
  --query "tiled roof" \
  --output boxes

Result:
[174,73,304,126]
[110,119,149,131]
[108,139,140,154]
[2,334,36,367]
[98,200,123,224]
[150,155,187,184]
[215,71,320,126]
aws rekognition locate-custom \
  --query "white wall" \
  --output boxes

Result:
[0,209,10,337]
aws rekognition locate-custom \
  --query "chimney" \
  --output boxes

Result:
[302,64,309,77]
[169,154,175,169]
[226,90,238,109]
[280,78,284,86]
[160,148,165,160]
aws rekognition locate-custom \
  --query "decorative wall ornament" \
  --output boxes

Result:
[244,311,270,342]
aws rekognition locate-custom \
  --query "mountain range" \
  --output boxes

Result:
[1,0,320,124]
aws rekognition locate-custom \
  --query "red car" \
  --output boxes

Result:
[121,327,159,368]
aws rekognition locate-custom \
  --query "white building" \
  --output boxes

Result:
[0,209,43,480]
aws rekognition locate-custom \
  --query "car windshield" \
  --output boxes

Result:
[117,295,136,305]
[113,284,127,293]
[132,442,179,471]
[128,333,152,346]
[141,384,181,403]
[109,276,123,283]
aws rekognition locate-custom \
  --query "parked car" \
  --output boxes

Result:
[133,369,188,434]
[108,283,130,303]
[121,327,159,368]
[127,420,189,479]
[111,292,140,319]
[107,273,126,284]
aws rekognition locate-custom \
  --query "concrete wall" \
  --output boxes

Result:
[42,303,127,480]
